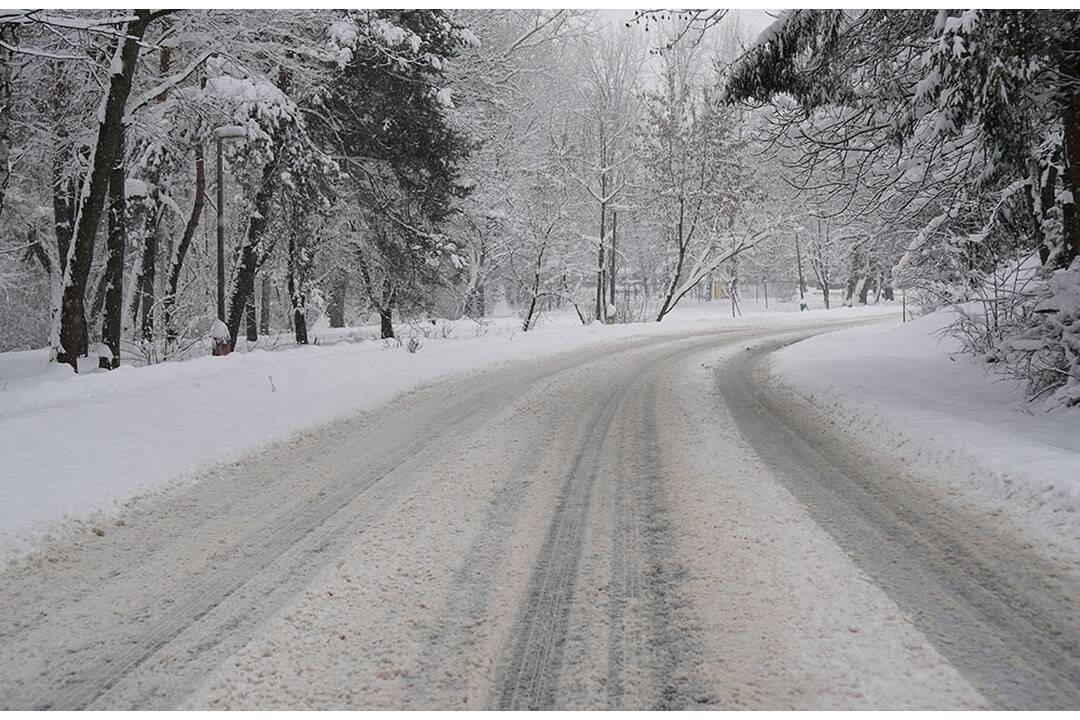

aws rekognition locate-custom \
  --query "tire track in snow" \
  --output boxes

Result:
[7,346,657,710]
[494,337,736,710]
[493,374,628,709]
[605,347,714,710]
[721,336,1080,709]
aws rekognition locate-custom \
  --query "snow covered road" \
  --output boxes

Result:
[1,321,1076,709]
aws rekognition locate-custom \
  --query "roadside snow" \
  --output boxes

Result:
[0,304,894,562]
[771,311,1080,554]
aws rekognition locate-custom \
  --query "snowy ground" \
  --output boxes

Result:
[1,320,993,710]
[6,303,1080,709]
[770,311,1080,556]
[0,301,894,563]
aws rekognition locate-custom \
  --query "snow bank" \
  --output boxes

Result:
[0,303,894,562]
[771,311,1080,553]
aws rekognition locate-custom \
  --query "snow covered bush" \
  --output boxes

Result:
[999,264,1080,405]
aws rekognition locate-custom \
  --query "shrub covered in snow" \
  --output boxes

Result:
[999,264,1080,405]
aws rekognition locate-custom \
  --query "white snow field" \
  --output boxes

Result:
[771,311,1080,556]
[0,302,892,562]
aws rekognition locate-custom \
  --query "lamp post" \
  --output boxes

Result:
[216,138,225,321]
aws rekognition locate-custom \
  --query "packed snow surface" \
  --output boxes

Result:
[1,321,989,709]
[771,310,1080,554]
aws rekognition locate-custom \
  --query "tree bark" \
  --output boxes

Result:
[50,61,76,291]
[131,33,174,345]
[259,276,271,334]
[656,202,686,322]
[163,142,206,346]
[379,306,393,339]
[1060,49,1080,269]
[844,247,862,305]
[224,65,290,346]
[608,209,617,310]
[522,246,546,332]
[327,269,346,328]
[245,286,259,342]
[98,128,126,369]
[795,233,807,308]
[859,259,877,305]
[225,150,280,345]
[54,11,157,371]
[0,23,15,221]
[135,215,160,342]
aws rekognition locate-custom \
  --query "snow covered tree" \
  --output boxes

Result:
[641,35,758,322]
[317,10,472,338]
[550,26,645,322]
[725,9,1080,401]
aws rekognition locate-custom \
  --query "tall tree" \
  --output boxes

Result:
[53,10,170,371]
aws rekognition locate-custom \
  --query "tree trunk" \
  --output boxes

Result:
[50,62,76,280]
[225,150,280,345]
[130,34,175,346]
[595,233,605,321]
[98,128,126,369]
[245,287,259,342]
[523,247,546,331]
[859,259,877,305]
[1060,50,1080,269]
[608,209,617,310]
[794,233,807,308]
[595,130,607,322]
[656,205,686,322]
[379,306,393,339]
[260,276,271,334]
[0,23,15,221]
[131,210,160,342]
[844,247,862,305]
[284,201,310,345]
[163,142,206,346]
[327,270,346,328]
[224,64,290,347]
[54,12,155,371]
[52,165,75,278]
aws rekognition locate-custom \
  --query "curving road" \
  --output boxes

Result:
[1,321,1078,709]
